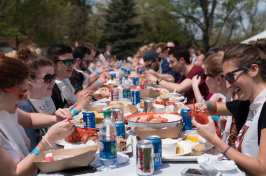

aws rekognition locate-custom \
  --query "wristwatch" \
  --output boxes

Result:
[156,78,162,85]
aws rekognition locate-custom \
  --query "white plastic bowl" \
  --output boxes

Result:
[162,139,178,156]
[124,113,182,131]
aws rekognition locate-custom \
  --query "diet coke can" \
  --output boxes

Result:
[143,98,154,113]
[136,140,154,175]
[111,88,119,101]
[112,107,124,122]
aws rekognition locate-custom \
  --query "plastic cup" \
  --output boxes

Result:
[186,130,199,142]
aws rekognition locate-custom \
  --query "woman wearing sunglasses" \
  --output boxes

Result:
[193,43,266,175]
[0,55,74,176]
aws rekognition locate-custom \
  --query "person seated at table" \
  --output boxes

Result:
[146,46,212,104]
[46,44,97,110]
[191,53,233,142]
[16,48,89,151]
[193,43,266,175]
[70,46,108,94]
[0,55,75,176]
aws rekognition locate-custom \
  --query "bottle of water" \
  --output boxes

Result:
[99,110,117,170]
[123,76,131,102]
[119,68,125,84]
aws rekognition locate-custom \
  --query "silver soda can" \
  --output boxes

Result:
[136,140,154,175]
[112,107,124,122]
[143,98,154,113]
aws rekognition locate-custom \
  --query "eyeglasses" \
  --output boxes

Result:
[223,64,253,84]
[165,46,174,50]
[55,58,76,66]
[4,88,28,100]
[31,74,56,84]
[201,73,214,81]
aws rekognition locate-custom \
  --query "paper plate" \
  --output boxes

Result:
[163,140,199,157]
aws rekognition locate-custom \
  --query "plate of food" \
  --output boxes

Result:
[124,113,182,130]
[93,87,110,99]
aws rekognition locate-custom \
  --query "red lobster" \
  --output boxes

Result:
[66,128,98,143]
[187,100,221,138]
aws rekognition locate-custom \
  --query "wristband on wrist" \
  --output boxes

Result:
[42,136,53,148]
[152,83,155,87]
[213,116,220,122]
[95,70,100,75]
[95,81,101,86]
[205,101,211,112]
[223,146,231,156]
[30,148,40,156]
[70,109,78,116]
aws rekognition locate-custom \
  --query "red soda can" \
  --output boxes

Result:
[111,88,119,101]
[140,82,146,89]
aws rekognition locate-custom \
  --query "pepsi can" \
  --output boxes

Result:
[146,135,162,169]
[132,90,140,105]
[133,77,139,85]
[115,122,125,139]
[110,69,113,71]
[111,73,116,80]
[181,107,192,130]
[83,111,96,128]
[138,70,142,75]
[127,70,131,75]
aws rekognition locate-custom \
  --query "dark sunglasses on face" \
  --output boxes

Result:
[56,58,76,66]
[223,64,253,84]
[201,73,214,81]
[165,46,174,50]
[31,74,56,84]
[4,88,28,100]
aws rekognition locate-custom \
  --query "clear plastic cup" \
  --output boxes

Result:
[186,130,199,142]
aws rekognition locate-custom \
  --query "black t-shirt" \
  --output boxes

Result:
[226,100,266,145]
[51,84,68,109]
[69,69,84,94]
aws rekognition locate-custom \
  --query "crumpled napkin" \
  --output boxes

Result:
[64,140,97,149]
[90,152,129,167]
[198,154,245,175]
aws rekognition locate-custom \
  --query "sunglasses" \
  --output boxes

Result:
[223,64,252,84]
[31,74,56,84]
[56,58,76,66]
[4,88,28,100]
[201,73,214,81]
[165,46,174,50]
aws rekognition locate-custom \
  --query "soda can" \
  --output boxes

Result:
[83,111,96,128]
[181,107,192,130]
[127,70,131,75]
[143,98,154,113]
[146,135,162,169]
[132,90,140,105]
[112,107,124,122]
[116,65,120,69]
[138,70,142,75]
[136,140,154,175]
[111,73,116,80]
[133,77,139,85]
[115,122,125,139]
[111,88,119,101]
[110,69,113,71]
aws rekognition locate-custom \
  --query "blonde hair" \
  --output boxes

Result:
[204,53,224,77]
[5,50,18,59]
[139,45,148,53]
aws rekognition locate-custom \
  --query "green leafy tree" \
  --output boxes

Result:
[100,0,141,59]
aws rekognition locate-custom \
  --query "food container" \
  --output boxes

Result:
[186,130,199,142]
[93,102,107,108]
[152,104,165,113]
[161,139,178,156]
